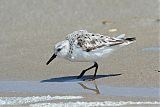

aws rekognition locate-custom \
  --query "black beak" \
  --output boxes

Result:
[46,53,57,65]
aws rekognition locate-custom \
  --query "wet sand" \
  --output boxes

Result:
[0,0,159,106]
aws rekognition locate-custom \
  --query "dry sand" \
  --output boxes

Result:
[0,0,159,106]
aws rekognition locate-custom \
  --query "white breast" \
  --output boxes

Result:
[68,46,114,62]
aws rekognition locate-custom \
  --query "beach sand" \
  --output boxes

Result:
[0,0,159,106]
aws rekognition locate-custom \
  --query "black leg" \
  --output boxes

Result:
[93,62,98,78]
[77,62,99,79]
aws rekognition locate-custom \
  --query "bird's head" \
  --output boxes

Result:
[46,40,69,65]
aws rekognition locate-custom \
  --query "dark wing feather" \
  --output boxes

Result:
[75,32,124,52]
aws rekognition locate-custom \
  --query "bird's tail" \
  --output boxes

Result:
[124,37,136,42]
[115,34,136,46]
[124,37,136,45]
[116,34,136,42]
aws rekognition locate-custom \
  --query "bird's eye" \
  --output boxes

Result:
[57,48,61,52]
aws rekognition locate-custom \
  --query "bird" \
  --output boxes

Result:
[46,30,136,80]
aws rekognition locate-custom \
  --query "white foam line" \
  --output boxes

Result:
[0,95,83,105]
[30,101,160,107]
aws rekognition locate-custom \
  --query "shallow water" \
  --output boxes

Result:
[0,81,159,97]
[0,80,160,106]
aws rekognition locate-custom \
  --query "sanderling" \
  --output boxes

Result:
[46,30,136,79]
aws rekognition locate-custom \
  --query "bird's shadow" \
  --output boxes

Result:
[41,73,122,83]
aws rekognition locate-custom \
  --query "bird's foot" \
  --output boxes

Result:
[77,75,82,79]
[83,78,95,81]
[77,73,85,79]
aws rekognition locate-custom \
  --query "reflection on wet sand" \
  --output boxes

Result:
[79,80,100,94]
[0,80,159,97]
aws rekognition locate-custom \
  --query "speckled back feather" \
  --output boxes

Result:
[66,30,125,52]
